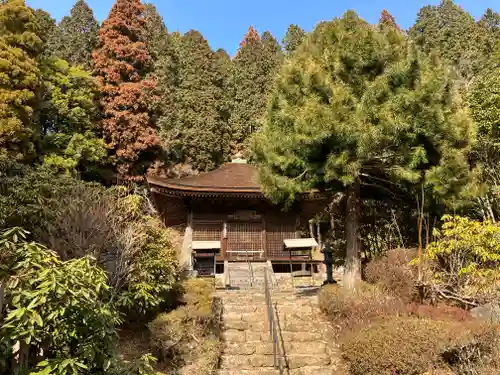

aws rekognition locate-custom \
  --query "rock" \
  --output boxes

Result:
[470,303,500,324]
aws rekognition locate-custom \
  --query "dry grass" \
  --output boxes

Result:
[364,248,419,301]
[318,283,407,330]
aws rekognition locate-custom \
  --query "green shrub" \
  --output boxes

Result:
[318,283,407,329]
[364,248,418,301]
[342,317,500,375]
[426,215,500,307]
[0,227,120,374]
[148,279,221,375]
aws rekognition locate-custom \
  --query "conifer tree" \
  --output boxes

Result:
[93,0,160,181]
[33,8,59,58]
[229,26,283,154]
[56,0,99,70]
[479,8,500,58]
[409,0,485,81]
[0,0,42,161]
[282,24,306,54]
[157,30,230,172]
[142,3,168,63]
[253,12,477,287]
[379,9,401,31]
[213,48,232,137]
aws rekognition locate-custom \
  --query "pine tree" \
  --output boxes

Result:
[157,30,230,172]
[409,0,485,81]
[0,0,42,161]
[229,26,282,154]
[253,12,477,287]
[282,24,306,54]
[56,0,99,70]
[93,0,160,181]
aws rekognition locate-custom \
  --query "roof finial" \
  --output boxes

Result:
[231,151,247,164]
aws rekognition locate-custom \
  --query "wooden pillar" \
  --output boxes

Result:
[222,221,228,260]
[180,210,194,275]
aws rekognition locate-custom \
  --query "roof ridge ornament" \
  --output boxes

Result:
[231,151,247,164]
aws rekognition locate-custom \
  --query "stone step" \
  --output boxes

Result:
[290,367,336,375]
[220,354,275,369]
[222,342,327,356]
[218,367,335,375]
[220,354,331,370]
[218,369,279,375]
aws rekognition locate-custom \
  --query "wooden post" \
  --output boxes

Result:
[180,211,194,275]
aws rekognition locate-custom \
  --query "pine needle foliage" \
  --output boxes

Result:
[252,11,477,285]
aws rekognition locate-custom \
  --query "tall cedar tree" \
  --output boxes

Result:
[93,0,160,181]
[229,26,282,154]
[33,9,59,58]
[56,0,99,70]
[478,8,500,60]
[282,24,306,54]
[0,0,42,161]
[468,48,500,221]
[409,0,486,81]
[252,12,476,287]
[141,3,168,64]
[157,30,230,172]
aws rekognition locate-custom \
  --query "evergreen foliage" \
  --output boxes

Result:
[282,24,306,54]
[229,26,283,154]
[92,0,160,181]
[32,8,59,58]
[409,0,486,81]
[252,11,477,286]
[157,30,230,172]
[38,57,106,174]
[142,3,168,63]
[55,0,99,70]
[0,0,42,162]
[0,227,120,374]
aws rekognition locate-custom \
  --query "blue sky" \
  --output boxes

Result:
[26,0,500,56]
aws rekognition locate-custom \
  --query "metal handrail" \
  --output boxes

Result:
[245,247,254,287]
[264,269,287,374]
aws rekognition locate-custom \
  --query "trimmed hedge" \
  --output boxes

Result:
[342,317,500,375]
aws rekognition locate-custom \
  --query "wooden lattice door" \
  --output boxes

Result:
[226,221,263,260]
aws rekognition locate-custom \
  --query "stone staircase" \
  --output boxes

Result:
[217,287,341,375]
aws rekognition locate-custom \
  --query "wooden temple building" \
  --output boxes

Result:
[147,159,326,277]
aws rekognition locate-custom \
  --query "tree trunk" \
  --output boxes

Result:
[344,181,362,289]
